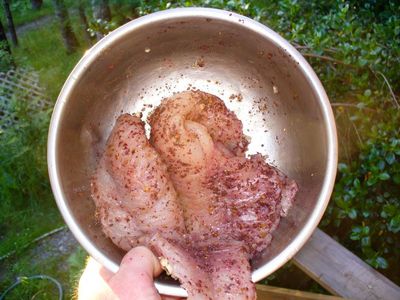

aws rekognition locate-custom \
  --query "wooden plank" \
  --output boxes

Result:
[256,284,343,300]
[293,228,400,300]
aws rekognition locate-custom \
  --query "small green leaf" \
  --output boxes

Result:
[385,153,396,165]
[353,178,360,188]
[348,189,357,198]
[376,257,388,269]
[391,138,399,147]
[362,210,371,218]
[393,174,400,184]
[348,208,357,219]
[338,163,348,172]
[363,89,372,97]
[379,173,390,180]
[382,204,397,217]
[377,160,385,170]
[366,177,377,186]
[356,102,366,109]
[362,226,370,235]
[388,215,400,233]
[361,236,371,247]
[350,226,362,240]
[358,58,369,66]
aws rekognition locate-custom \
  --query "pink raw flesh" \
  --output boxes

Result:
[91,114,186,250]
[150,234,255,300]
[91,91,298,300]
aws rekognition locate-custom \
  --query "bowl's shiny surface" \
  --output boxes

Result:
[48,8,337,297]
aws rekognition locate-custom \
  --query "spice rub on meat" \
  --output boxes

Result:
[91,91,298,300]
[91,114,186,250]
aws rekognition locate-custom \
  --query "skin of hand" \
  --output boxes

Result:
[78,246,183,300]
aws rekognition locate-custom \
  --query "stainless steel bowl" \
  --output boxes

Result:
[48,8,337,297]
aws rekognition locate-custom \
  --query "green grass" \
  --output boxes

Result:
[12,17,88,100]
[0,11,89,299]
[0,245,87,299]
[1,0,54,28]
[0,96,70,298]
[0,96,58,256]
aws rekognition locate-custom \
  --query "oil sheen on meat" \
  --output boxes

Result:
[91,91,298,300]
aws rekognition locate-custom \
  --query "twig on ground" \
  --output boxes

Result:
[292,42,338,54]
[331,102,375,111]
[345,110,363,147]
[301,53,348,65]
[376,71,399,109]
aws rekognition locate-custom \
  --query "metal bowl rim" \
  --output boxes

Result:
[47,7,338,297]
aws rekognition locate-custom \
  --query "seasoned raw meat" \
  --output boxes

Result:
[91,114,186,250]
[148,91,246,234]
[150,234,255,300]
[91,91,298,300]
[149,91,297,255]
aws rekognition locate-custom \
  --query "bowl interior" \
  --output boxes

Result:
[50,8,335,296]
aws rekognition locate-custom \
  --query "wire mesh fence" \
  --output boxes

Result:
[0,68,51,130]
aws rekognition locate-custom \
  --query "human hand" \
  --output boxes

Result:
[78,246,183,300]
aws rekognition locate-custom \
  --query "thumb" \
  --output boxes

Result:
[108,246,163,300]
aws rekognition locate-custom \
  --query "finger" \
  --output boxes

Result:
[78,257,117,300]
[108,246,162,300]
[99,264,114,282]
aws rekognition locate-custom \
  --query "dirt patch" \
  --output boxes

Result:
[17,15,55,36]
[31,228,79,269]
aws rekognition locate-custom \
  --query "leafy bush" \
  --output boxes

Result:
[87,18,117,38]
[323,108,400,269]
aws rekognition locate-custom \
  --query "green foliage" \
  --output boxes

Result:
[322,109,400,272]
[12,19,87,100]
[67,246,88,295]
[0,276,61,300]
[0,0,54,28]
[0,95,62,257]
[0,92,84,297]
[0,245,87,299]
[87,18,118,38]
[0,41,13,71]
